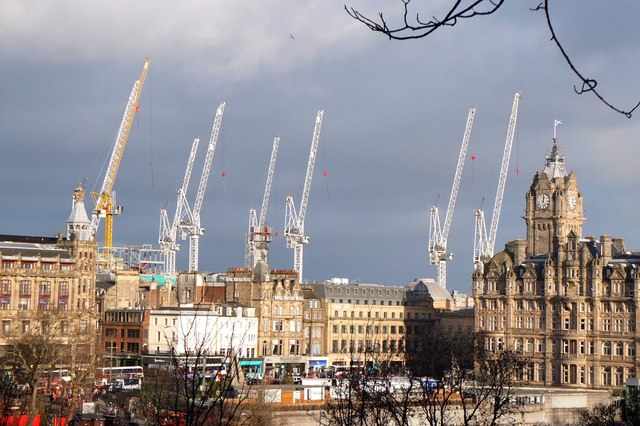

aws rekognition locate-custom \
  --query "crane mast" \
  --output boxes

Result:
[428,107,475,288]
[178,101,226,273]
[246,136,281,268]
[90,58,150,250]
[159,137,200,275]
[473,92,521,268]
[284,110,324,283]
[259,136,280,228]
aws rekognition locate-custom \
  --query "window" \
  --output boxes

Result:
[38,297,49,310]
[1,281,10,295]
[615,342,624,356]
[628,344,636,357]
[127,329,140,339]
[61,321,69,335]
[59,282,69,296]
[602,342,611,356]
[21,320,30,333]
[19,281,31,296]
[58,297,68,311]
[289,339,299,355]
[602,367,612,386]
[18,297,30,310]
[273,320,283,332]
[615,319,623,332]
[2,320,10,336]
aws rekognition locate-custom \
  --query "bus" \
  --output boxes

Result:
[96,366,144,390]
[42,369,72,384]
[183,363,227,380]
[38,369,72,393]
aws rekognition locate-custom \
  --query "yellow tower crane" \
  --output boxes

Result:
[89,58,150,250]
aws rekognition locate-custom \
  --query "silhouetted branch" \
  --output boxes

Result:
[347,0,640,118]
[345,0,505,40]
[533,1,640,118]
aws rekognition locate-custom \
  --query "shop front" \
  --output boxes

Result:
[264,356,306,379]
[239,359,264,381]
[307,357,329,376]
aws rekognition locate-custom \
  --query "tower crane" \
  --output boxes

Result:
[245,136,280,268]
[428,107,476,288]
[90,58,150,251]
[178,101,226,273]
[159,137,200,275]
[473,92,521,269]
[285,110,324,283]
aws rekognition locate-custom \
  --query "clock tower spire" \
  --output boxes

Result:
[524,131,584,257]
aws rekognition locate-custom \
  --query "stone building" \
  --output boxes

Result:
[301,286,327,370]
[225,262,305,376]
[474,138,640,389]
[309,279,408,370]
[0,186,97,354]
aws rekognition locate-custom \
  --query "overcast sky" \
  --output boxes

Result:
[1,1,639,293]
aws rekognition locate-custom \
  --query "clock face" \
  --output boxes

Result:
[536,194,550,209]
[568,195,577,210]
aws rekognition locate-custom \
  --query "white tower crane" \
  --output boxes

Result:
[178,101,226,273]
[473,92,521,269]
[90,58,150,250]
[285,110,324,283]
[428,107,476,288]
[245,136,280,268]
[159,137,200,275]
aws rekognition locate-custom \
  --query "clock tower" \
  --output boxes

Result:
[524,139,584,257]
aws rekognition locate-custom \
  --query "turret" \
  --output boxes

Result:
[66,186,92,241]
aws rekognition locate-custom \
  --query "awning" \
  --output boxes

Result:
[240,360,263,366]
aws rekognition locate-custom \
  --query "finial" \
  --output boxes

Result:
[73,186,85,202]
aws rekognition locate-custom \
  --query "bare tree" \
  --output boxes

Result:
[5,311,66,426]
[0,352,28,425]
[320,315,402,426]
[62,314,100,420]
[139,304,258,426]
[345,0,640,118]
[322,323,529,426]
[574,401,622,426]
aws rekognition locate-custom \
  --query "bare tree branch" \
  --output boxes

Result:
[532,1,640,118]
[347,0,640,118]
[345,0,505,40]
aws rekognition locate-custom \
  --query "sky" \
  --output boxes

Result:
[1,1,640,294]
